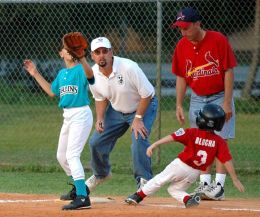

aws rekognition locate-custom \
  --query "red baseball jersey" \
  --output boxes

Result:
[172,31,237,96]
[171,128,232,171]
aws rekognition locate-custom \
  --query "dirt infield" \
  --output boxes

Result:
[0,193,260,217]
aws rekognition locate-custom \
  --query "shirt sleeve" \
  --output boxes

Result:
[129,62,155,98]
[89,84,106,101]
[171,128,190,145]
[216,138,232,163]
[219,34,237,70]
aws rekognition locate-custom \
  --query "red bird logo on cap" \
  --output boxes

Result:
[177,12,185,21]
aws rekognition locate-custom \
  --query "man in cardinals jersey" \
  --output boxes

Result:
[171,7,237,200]
[125,104,244,208]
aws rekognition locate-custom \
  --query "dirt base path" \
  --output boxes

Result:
[0,193,260,217]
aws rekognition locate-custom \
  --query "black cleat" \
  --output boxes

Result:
[185,193,201,208]
[125,192,143,205]
[60,183,90,201]
[62,195,91,210]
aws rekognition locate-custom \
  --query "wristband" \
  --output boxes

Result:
[135,114,143,119]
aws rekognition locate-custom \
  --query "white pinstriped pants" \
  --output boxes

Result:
[142,158,200,204]
[56,105,93,181]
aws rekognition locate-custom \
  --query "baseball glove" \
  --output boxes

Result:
[62,32,88,60]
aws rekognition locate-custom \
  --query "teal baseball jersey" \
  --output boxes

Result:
[51,64,91,108]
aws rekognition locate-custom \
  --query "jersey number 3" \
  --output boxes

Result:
[193,150,207,166]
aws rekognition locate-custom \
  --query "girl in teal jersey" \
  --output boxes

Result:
[23,33,94,210]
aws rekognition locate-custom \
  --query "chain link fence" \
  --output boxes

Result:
[0,0,259,172]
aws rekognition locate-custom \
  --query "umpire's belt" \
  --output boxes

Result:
[120,111,136,116]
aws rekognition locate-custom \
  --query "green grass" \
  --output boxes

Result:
[0,98,260,198]
[0,171,258,198]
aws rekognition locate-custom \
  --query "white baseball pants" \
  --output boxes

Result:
[142,158,200,203]
[57,105,93,181]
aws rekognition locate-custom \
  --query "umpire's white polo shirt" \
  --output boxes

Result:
[90,56,155,114]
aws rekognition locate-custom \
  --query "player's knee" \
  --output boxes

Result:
[167,185,175,196]
[132,138,149,152]
[66,153,80,162]
[152,175,167,187]
[57,153,66,166]
[89,136,100,149]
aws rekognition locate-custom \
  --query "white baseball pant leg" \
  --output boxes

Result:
[142,158,200,203]
[57,106,93,180]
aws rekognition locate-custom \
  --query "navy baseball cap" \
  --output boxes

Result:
[172,7,201,28]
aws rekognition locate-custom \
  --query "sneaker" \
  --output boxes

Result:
[185,193,201,208]
[190,182,209,199]
[85,174,111,191]
[137,178,147,191]
[62,195,91,210]
[60,183,90,201]
[125,192,143,205]
[204,182,225,200]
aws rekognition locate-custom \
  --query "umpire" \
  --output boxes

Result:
[85,37,158,191]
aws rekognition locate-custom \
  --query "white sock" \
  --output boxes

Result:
[215,173,226,187]
[200,174,211,185]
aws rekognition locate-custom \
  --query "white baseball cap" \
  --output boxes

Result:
[91,37,112,51]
